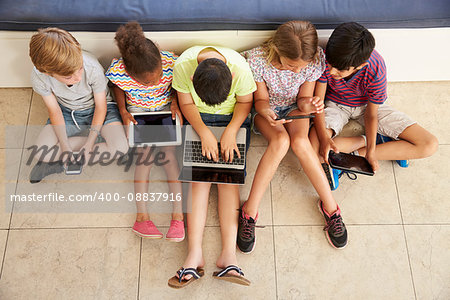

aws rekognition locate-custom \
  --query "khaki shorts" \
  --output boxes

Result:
[324,101,416,139]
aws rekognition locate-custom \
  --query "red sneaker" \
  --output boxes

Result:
[132,220,163,238]
[166,220,185,242]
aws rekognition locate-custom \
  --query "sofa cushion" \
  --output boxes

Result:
[1,0,449,31]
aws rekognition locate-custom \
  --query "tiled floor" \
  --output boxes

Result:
[0,82,449,300]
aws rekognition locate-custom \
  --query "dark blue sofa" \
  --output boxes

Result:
[1,0,449,31]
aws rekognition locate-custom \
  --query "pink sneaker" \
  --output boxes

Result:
[166,220,185,242]
[132,220,163,238]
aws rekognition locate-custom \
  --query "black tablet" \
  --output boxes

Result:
[128,112,181,147]
[328,151,374,176]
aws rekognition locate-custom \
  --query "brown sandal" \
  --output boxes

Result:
[168,267,205,289]
[212,265,251,286]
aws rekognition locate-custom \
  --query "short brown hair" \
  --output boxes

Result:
[193,58,232,106]
[263,20,319,64]
[29,27,83,76]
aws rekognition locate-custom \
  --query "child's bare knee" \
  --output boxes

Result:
[269,132,290,154]
[420,134,438,157]
[290,136,309,153]
[111,139,129,156]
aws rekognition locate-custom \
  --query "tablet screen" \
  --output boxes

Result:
[133,114,177,144]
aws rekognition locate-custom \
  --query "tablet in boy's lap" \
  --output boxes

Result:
[128,112,181,147]
[328,151,374,176]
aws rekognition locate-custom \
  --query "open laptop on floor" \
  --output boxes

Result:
[178,125,247,185]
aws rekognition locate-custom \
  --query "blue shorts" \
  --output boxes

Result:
[193,113,251,153]
[46,103,122,137]
[252,104,298,134]
[184,113,252,175]
[273,104,299,119]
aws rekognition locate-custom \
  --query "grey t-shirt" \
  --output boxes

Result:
[31,52,113,110]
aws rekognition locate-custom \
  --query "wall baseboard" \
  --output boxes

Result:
[1,28,449,87]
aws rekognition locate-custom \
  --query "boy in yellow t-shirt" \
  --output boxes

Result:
[168,46,256,288]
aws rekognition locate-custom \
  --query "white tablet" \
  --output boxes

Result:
[128,111,182,147]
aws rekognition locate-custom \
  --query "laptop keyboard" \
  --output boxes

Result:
[184,140,245,166]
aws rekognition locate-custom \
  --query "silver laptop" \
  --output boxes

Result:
[178,125,247,184]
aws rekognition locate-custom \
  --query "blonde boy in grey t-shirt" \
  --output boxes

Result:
[28,27,128,183]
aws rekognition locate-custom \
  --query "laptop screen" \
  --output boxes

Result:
[133,114,177,144]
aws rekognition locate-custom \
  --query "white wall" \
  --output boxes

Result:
[1,28,450,87]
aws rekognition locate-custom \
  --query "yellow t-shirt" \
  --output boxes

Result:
[172,46,256,114]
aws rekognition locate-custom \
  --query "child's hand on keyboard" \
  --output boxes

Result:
[220,128,240,163]
[200,129,219,162]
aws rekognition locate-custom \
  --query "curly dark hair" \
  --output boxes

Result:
[114,21,161,77]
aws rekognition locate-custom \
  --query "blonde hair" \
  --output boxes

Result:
[29,27,83,76]
[263,20,319,64]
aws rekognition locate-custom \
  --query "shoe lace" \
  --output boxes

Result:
[240,218,256,239]
[324,216,344,235]
[338,171,357,181]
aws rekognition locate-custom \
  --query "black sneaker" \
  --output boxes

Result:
[237,207,257,254]
[29,161,64,184]
[318,200,348,249]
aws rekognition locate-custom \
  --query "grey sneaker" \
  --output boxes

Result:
[30,161,64,184]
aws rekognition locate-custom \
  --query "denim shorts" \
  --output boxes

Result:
[195,113,251,153]
[273,104,299,119]
[46,102,123,137]
[184,113,251,175]
[252,104,299,134]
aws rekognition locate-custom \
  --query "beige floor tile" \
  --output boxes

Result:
[0,88,32,149]
[12,145,185,228]
[249,131,268,147]
[387,81,450,144]
[12,171,137,228]
[0,228,140,300]
[151,146,272,227]
[201,146,272,227]
[0,230,7,271]
[28,92,48,125]
[24,91,48,149]
[272,150,401,225]
[1,149,22,229]
[338,119,365,137]
[405,225,450,300]
[12,153,137,228]
[395,145,450,224]
[239,146,272,225]
[274,225,415,300]
[331,160,402,225]
[139,226,276,300]
[15,142,272,228]
[11,177,137,228]
[2,148,22,182]
[0,183,12,229]
[271,149,321,225]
